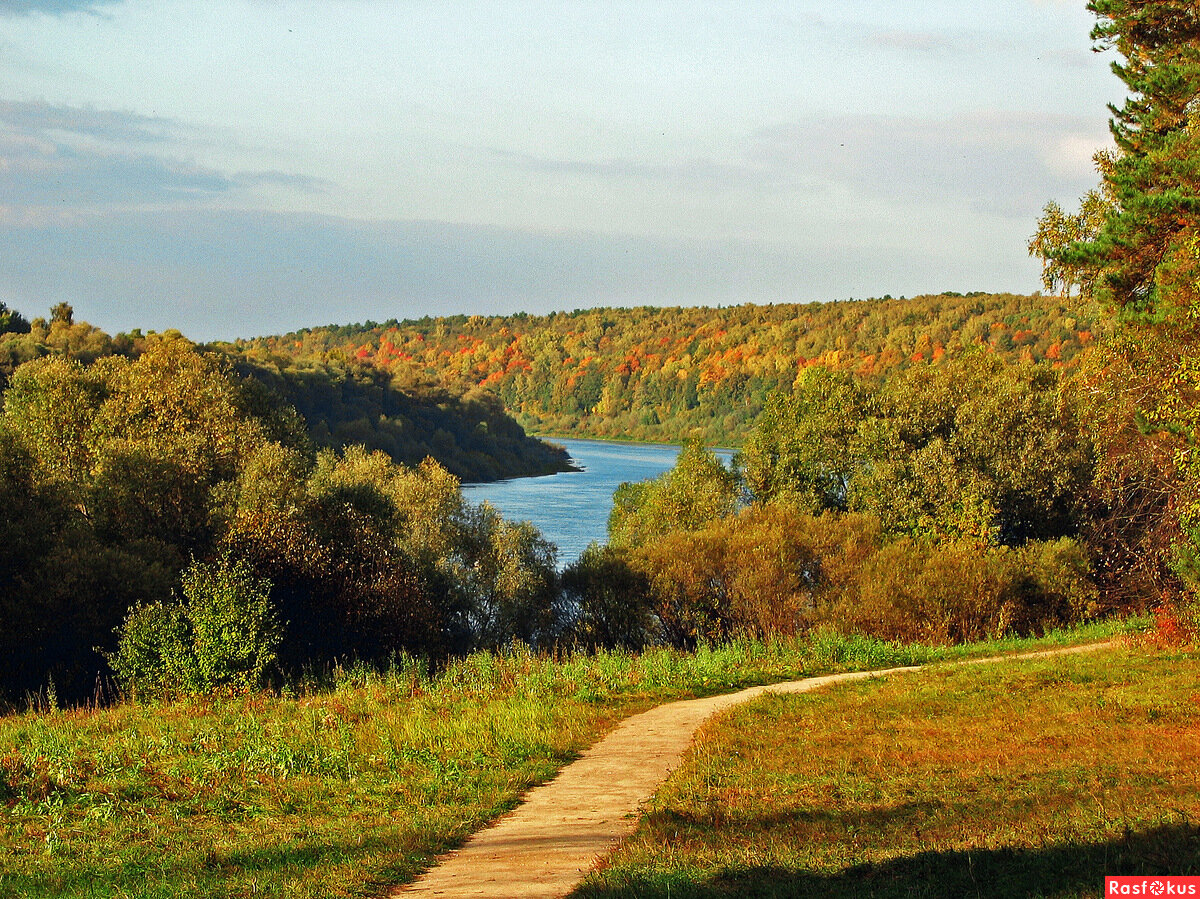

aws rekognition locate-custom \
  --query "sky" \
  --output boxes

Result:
[0,0,1121,342]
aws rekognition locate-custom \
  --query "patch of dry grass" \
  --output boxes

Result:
[574,645,1200,898]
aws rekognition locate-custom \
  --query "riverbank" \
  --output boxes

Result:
[528,431,741,456]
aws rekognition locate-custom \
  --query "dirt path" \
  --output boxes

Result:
[391,641,1116,898]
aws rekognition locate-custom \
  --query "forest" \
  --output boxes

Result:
[0,309,575,702]
[0,307,574,484]
[228,290,1106,444]
[0,285,1181,705]
[1,0,1198,710]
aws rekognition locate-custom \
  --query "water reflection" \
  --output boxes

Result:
[462,438,732,566]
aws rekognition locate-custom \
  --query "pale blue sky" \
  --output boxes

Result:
[0,0,1117,340]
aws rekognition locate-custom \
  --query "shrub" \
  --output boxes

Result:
[828,537,1097,644]
[561,543,654,650]
[108,601,195,697]
[110,556,280,697]
[626,506,883,647]
[182,555,281,693]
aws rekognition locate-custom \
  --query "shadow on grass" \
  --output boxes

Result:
[573,821,1200,899]
[0,830,447,899]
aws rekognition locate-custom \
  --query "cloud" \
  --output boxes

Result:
[0,0,121,17]
[748,109,1109,219]
[489,147,790,193]
[0,99,327,215]
[0,100,171,143]
[0,136,233,209]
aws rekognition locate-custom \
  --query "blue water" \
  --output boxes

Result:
[462,438,732,566]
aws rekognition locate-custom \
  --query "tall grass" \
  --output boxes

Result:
[0,624,1122,898]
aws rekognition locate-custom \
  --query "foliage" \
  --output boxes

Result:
[608,440,736,550]
[613,487,1097,648]
[107,602,196,697]
[0,302,574,484]
[0,302,28,334]
[220,444,564,667]
[739,367,865,512]
[1062,1,1200,319]
[1032,0,1200,621]
[229,292,1106,446]
[741,355,1095,546]
[183,556,281,692]
[560,544,655,651]
[110,556,280,697]
[235,357,575,482]
[1029,176,1116,298]
[0,309,119,389]
[0,414,177,702]
[834,537,1096,644]
[626,507,872,646]
[0,324,569,703]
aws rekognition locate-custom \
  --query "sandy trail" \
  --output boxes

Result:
[391,641,1115,898]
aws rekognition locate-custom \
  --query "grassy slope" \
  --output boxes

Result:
[574,642,1200,898]
[0,637,952,899]
[0,625,1136,899]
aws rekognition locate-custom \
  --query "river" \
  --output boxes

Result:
[462,437,734,566]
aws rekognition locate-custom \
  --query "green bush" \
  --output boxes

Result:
[108,601,197,697]
[182,556,281,693]
[110,556,280,697]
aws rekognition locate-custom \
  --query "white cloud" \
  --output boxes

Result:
[0,0,120,17]
[0,99,327,215]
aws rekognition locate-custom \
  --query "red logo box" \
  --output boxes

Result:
[1107,878,1200,896]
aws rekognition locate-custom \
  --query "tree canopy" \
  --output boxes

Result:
[1032,0,1200,616]
[229,292,1105,446]
[0,328,566,702]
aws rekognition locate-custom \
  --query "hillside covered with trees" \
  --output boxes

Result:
[230,291,1105,445]
[0,323,570,703]
[0,303,574,483]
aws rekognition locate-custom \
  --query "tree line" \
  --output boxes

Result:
[565,355,1103,649]
[2,333,1116,706]
[227,291,1106,446]
[0,322,568,703]
[0,304,574,484]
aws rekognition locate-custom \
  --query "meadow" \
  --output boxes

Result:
[575,639,1199,898]
[0,625,1128,899]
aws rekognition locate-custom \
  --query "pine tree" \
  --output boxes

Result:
[1063,0,1200,320]
[1035,1,1200,616]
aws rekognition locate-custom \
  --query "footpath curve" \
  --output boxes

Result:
[392,641,1115,899]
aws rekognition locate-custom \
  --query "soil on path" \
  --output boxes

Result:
[391,642,1115,899]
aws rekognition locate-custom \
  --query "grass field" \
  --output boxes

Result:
[573,642,1200,898]
[0,633,974,899]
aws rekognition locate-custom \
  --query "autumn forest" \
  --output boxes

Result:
[2,0,1199,712]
